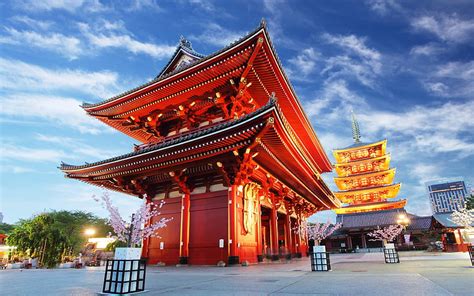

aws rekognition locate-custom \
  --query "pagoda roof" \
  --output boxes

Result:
[336,208,407,229]
[334,139,387,152]
[334,168,396,182]
[335,182,401,197]
[334,154,390,169]
[79,20,332,173]
[60,101,339,210]
[334,199,406,214]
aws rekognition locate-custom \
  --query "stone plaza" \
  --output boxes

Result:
[1,252,472,295]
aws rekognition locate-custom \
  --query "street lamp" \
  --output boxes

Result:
[84,228,96,237]
[397,214,410,230]
[397,214,410,246]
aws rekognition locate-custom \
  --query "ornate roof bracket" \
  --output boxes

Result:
[169,169,192,195]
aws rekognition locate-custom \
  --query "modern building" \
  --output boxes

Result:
[59,21,340,265]
[426,178,468,214]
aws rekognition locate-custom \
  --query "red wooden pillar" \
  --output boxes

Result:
[270,206,279,260]
[347,236,353,249]
[179,193,190,264]
[361,234,367,249]
[297,216,306,256]
[228,185,240,264]
[141,196,153,260]
[256,201,263,262]
[284,214,292,258]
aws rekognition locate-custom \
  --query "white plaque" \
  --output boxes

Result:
[160,242,165,250]
[219,239,225,248]
[385,243,395,249]
[313,245,326,253]
[114,247,142,260]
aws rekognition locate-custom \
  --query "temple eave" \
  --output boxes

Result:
[334,199,407,214]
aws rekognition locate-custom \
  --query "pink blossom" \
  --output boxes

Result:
[367,224,403,242]
[294,220,342,244]
[94,191,172,247]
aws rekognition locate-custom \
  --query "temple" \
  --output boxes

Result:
[325,112,408,251]
[59,21,340,265]
[332,112,406,214]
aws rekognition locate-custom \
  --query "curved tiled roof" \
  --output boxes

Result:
[407,216,433,231]
[336,208,407,229]
[82,22,266,109]
[60,99,276,171]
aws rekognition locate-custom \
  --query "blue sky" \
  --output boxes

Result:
[1,0,473,224]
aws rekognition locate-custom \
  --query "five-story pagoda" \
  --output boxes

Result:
[333,112,407,214]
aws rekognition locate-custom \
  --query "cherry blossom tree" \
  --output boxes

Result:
[93,191,172,247]
[295,220,342,245]
[450,206,474,229]
[367,224,403,244]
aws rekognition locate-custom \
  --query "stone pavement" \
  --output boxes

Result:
[0,252,472,295]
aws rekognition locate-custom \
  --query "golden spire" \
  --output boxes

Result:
[351,110,361,143]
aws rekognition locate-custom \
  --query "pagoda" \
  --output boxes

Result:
[59,21,340,265]
[332,112,407,214]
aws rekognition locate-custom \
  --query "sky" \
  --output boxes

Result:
[1,0,473,224]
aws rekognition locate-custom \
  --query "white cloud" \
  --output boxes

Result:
[0,144,67,162]
[15,0,107,13]
[35,134,122,159]
[323,34,381,62]
[358,100,474,156]
[435,61,474,80]
[187,0,215,11]
[365,0,401,16]
[423,82,449,95]
[0,94,105,134]
[0,165,36,174]
[0,27,83,59]
[128,0,162,11]
[10,15,54,30]
[322,34,382,87]
[78,23,175,59]
[190,23,244,47]
[410,43,444,56]
[287,48,318,77]
[411,14,474,43]
[16,0,85,12]
[422,61,474,98]
[0,58,120,98]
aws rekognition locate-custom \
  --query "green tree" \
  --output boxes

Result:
[0,222,15,234]
[6,211,111,268]
[466,194,474,210]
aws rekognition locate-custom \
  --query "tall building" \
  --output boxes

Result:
[426,178,468,214]
[59,22,340,265]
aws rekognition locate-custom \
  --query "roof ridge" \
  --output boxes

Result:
[82,21,266,109]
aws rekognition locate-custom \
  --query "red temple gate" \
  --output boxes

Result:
[60,21,340,265]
